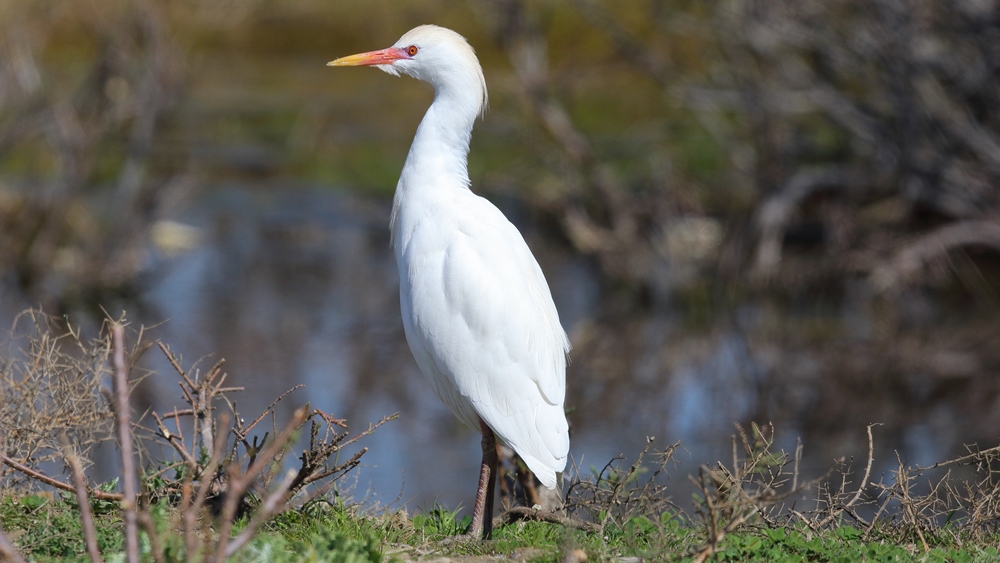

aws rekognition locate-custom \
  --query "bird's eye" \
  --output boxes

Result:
[407,45,419,56]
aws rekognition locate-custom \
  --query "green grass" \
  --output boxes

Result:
[3,490,999,562]
[712,527,1000,563]
[1,492,123,561]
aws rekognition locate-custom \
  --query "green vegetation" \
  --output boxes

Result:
[2,313,1000,561]
[4,492,1000,562]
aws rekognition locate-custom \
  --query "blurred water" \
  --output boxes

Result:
[1,181,987,515]
[137,181,705,511]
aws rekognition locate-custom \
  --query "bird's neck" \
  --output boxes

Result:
[401,93,477,191]
[390,90,478,247]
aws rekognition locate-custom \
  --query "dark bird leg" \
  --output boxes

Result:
[497,446,513,510]
[469,418,498,540]
[515,454,541,508]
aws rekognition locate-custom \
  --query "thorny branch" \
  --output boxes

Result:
[0,452,124,502]
[0,311,393,561]
[564,436,681,532]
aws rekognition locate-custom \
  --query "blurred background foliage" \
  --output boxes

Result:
[2,0,1000,494]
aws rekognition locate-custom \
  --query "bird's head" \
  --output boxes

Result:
[328,25,488,117]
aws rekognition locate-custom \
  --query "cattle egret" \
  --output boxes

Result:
[329,25,570,539]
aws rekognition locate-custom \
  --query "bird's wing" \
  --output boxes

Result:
[400,192,570,485]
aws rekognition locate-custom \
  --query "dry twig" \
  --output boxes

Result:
[0,452,124,501]
[110,324,139,563]
[62,442,104,563]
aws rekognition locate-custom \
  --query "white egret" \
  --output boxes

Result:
[328,25,570,539]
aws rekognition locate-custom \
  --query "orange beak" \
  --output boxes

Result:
[327,47,408,67]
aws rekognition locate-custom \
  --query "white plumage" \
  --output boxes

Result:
[329,25,570,536]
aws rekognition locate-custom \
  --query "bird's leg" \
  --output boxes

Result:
[497,445,513,510]
[514,454,541,508]
[469,419,498,540]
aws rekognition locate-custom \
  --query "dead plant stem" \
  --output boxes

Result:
[111,324,139,563]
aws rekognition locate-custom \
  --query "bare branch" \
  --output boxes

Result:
[0,453,124,501]
[110,324,139,563]
[223,469,298,558]
[62,443,104,563]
